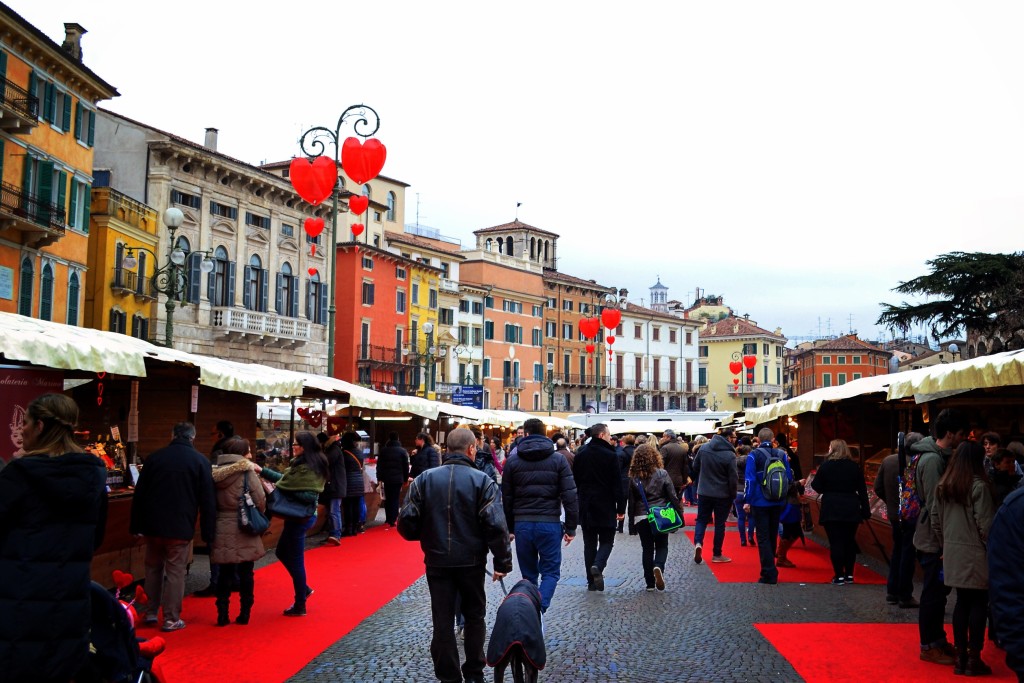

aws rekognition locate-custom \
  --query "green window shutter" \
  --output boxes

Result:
[28,71,37,115]
[21,155,32,200]
[69,181,78,228]
[44,82,55,122]
[0,51,7,87]
[88,110,95,146]
[82,185,91,233]
[74,102,83,140]
[35,161,53,224]
[56,172,67,223]
[62,94,72,132]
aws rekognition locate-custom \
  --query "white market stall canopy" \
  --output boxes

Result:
[602,420,719,436]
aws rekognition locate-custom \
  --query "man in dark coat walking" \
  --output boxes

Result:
[319,432,346,544]
[692,427,739,564]
[376,432,410,527]
[573,423,625,591]
[130,422,216,631]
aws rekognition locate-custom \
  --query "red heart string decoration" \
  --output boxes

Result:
[743,354,757,369]
[606,335,616,346]
[341,137,387,185]
[348,195,369,215]
[729,361,742,375]
[289,157,338,206]
[601,308,622,329]
[351,223,365,237]
[310,244,316,256]
[308,267,317,276]
[733,378,740,385]
[304,217,325,238]
[585,343,595,353]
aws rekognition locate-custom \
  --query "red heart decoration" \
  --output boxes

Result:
[601,308,622,329]
[579,317,600,339]
[310,244,316,256]
[97,384,104,396]
[341,137,387,185]
[729,361,742,375]
[743,354,757,369]
[97,372,106,379]
[304,217,325,238]
[351,223,365,237]
[289,157,338,206]
[585,343,595,354]
[606,335,616,346]
[112,570,132,589]
[348,195,369,215]
[135,585,148,605]
[97,397,103,406]
[733,378,740,385]
[308,267,317,276]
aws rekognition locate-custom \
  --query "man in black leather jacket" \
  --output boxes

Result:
[398,428,511,683]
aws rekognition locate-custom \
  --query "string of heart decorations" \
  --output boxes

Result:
[579,308,623,365]
[728,353,759,390]
[288,136,387,274]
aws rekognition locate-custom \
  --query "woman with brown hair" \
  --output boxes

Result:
[0,393,107,682]
[211,436,266,625]
[811,439,870,584]
[627,441,682,592]
[931,440,996,675]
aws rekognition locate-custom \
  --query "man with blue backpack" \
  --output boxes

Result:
[742,427,792,584]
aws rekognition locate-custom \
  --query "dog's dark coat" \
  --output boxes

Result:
[487,579,545,682]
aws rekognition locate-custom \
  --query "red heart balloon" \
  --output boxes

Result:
[743,354,757,369]
[606,335,616,346]
[304,217,325,238]
[289,157,338,206]
[729,361,742,375]
[341,137,387,185]
[580,317,600,339]
[585,343,595,354]
[601,308,622,330]
[310,244,316,256]
[348,195,369,215]
[308,267,317,276]
[351,223,365,237]
[733,378,740,385]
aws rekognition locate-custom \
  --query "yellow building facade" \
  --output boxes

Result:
[698,314,787,413]
[407,260,440,399]
[0,14,116,324]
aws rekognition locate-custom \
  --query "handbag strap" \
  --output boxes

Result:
[241,469,251,495]
[634,477,651,512]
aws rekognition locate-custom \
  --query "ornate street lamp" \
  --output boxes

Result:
[121,207,214,347]
[541,361,562,415]
[298,105,381,376]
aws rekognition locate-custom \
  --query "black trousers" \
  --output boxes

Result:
[953,587,989,651]
[823,521,859,578]
[343,496,361,530]
[752,506,782,583]
[887,519,917,600]
[582,525,616,585]
[426,565,487,683]
[383,481,403,524]
[918,550,950,648]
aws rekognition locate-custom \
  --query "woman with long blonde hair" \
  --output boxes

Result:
[0,393,108,681]
[626,441,682,592]
[811,439,870,584]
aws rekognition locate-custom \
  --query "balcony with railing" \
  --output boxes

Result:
[503,377,523,390]
[0,181,66,247]
[110,268,156,301]
[559,373,604,387]
[439,278,459,293]
[91,187,158,231]
[726,383,783,396]
[210,307,323,347]
[0,77,39,133]
[356,343,419,369]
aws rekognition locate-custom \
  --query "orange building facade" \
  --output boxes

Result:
[790,334,892,396]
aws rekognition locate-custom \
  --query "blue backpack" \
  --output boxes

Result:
[759,447,789,502]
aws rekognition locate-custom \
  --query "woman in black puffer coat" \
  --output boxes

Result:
[0,394,107,683]
[812,439,870,584]
[341,432,365,535]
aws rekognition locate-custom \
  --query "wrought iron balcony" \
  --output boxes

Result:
[0,77,39,133]
[210,307,323,347]
[0,181,66,247]
[356,343,419,369]
[110,268,156,300]
[503,377,523,390]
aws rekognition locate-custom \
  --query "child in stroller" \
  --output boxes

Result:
[76,579,167,683]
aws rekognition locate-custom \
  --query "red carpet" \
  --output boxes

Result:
[757,623,1018,682]
[139,526,425,682]
[684,530,886,584]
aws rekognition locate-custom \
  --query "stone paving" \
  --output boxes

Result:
[286,515,913,683]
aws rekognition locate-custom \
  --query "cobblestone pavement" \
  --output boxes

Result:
[287,516,912,683]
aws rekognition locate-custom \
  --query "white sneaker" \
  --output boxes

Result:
[654,566,666,591]
[694,543,703,564]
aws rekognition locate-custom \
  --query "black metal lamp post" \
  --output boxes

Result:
[121,207,214,347]
[541,361,561,415]
[596,291,625,414]
[298,105,380,376]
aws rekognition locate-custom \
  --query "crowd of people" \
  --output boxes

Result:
[3,394,1024,682]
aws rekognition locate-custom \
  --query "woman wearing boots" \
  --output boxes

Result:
[211,437,266,625]
[931,440,996,676]
[811,439,870,584]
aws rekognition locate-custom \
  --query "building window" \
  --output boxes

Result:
[742,343,757,355]
[698,345,708,358]
[362,255,374,270]
[109,309,127,334]
[472,327,482,346]
[39,263,54,321]
[652,327,660,342]
[68,180,91,232]
[243,254,268,312]
[547,297,556,308]
[306,272,327,324]
[429,289,438,309]
[472,301,483,315]
[504,324,523,343]
[386,191,396,221]
[209,201,238,220]
[822,373,832,388]
[482,358,491,378]
[485,321,494,340]
[18,257,33,316]
[131,314,149,340]
[439,307,453,325]
[563,299,573,311]
[208,246,235,306]
[412,283,419,302]
[276,262,299,317]
[281,223,295,237]
[634,324,642,339]
[534,363,544,382]
[698,367,707,387]
[532,305,543,317]
[838,373,847,385]
[485,296,494,309]
[245,211,270,230]
[66,272,80,325]
[396,266,406,280]
[73,102,96,146]
[396,289,406,313]
[503,299,523,313]
[853,355,862,364]
[562,323,573,340]
[853,372,862,380]
[532,328,542,346]
[837,355,847,365]
[362,281,375,305]
[458,326,469,345]
[670,329,677,344]
[545,321,556,337]
[685,331,692,344]
[170,189,201,209]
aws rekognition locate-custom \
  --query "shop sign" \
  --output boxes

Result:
[452,384,484,409]
[1,366,65,462]
[0,266,12,300]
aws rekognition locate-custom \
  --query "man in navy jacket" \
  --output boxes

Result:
[989,487,1024,680]
[742,427,791,584]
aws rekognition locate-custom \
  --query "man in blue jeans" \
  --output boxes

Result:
[742,427,791,584]
[692,428,739,564]
[502,418,578,612]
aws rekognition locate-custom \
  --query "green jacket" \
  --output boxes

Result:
[930,477,995,589]
[261,464,324,504]
[911,436,951,554]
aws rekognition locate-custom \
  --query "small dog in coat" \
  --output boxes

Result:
[486,579,546,683]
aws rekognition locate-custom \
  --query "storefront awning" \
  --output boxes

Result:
[743,372,903,424]
[886,348,1024,401]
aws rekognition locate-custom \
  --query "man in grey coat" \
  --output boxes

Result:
[691,427,739,564]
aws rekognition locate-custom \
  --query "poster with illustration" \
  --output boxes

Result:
[1,366,65,463]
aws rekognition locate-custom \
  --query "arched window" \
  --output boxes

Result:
[277,261,298,317]
[362,184,371,199]
[67,272,80,326]
[505,236,514,256]
[485,238,493,252]
[244,254,267,311]
[544,240,550,263]
[306,270,326,324]
[18,257,33,316]
[208,245,235,307]
[386,191,396,221]
[39,263,54,321]
[530,237,535,260]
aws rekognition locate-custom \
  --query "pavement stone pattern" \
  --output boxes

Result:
[287,511,914,683]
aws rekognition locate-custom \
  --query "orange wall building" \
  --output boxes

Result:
[790,334,892,395]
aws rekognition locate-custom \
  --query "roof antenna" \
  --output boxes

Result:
[515,201,521,221]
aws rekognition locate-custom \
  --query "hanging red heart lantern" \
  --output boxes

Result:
[341,137,387,185]
[733,378,740,385]
[606,335,616,346]
[585,343,595,354]
[97,397,103,406]
[303,217,325,239]
[581,317,601,339]
[308,267,317,276]
[743,354,757,369]
[289,156,338,206]
[348,195,369,215]
[351,223,365,237]
[601,307,622,330]
[729,360,742,375]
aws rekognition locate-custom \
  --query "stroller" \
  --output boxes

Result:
[77,581,165,683]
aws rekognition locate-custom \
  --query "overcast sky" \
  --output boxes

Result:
[16,1,1024,345]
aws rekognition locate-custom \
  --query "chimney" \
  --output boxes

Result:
[61,23,86,61]
[204,128,218,151]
